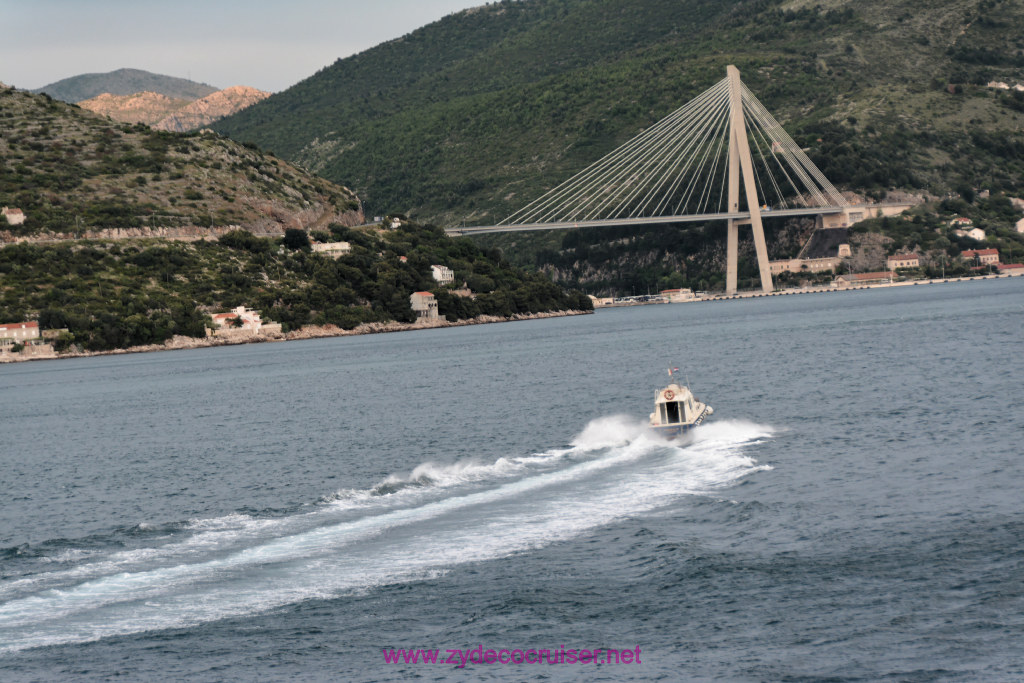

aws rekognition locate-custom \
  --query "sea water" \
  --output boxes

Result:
[1,278,1022,681]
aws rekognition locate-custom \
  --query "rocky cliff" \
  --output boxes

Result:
[154,86,270,132]
[77,91,193,126]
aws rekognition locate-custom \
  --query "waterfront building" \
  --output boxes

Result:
[410,292,439,321]
[833,271,897,287]
[660,288,695,302]
[0,321,40,342]
[209,306,281,337]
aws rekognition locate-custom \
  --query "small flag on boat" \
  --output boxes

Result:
[668,367,679,376]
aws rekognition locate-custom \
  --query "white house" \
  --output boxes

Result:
[410,291,439,321]
[431,265,455,286]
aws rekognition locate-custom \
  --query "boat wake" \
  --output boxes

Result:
[0,416,772,653]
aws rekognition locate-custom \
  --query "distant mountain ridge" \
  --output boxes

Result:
[33,68,217,103]
[78,85,270,132]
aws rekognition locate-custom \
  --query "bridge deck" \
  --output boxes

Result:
[446,206,848,236]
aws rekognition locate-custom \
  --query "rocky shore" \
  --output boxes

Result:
[2,310,592,364]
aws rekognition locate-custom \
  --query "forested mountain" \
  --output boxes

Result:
[213,0,1024,226]
[33,68,218,103]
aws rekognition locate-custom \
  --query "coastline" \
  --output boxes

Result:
[5,271,1020,365]
[593,270,1023,308]
[0,310,592,364]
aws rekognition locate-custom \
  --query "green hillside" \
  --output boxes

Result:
[32,68,218,103]
[213,0,1024,226]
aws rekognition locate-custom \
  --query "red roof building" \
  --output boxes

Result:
[961,249,999,265]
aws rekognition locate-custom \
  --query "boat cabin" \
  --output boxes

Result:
[653,384,699,425]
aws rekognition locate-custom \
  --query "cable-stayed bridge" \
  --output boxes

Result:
[447,66,856,294]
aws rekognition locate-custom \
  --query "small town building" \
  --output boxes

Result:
[837,243,852,257]
[310,241,351,258]
[949,217,973,227]
[410,291,439,321]
[1,207,26,226]
[887,253,920,270]
[660,288,695,302]
[431,265,455,286]
[961,248,1000,266]
[833,271,896,287]
[997,263,1024,274]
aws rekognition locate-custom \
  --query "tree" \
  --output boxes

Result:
[283,228,311,251]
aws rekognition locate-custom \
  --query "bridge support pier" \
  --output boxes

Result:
[726,219,739,294]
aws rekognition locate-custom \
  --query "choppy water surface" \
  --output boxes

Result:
[2,278,1023,681]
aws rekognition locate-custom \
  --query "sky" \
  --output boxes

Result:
[0,0,488,92]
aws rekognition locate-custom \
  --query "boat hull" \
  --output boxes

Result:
[649,405,712,439]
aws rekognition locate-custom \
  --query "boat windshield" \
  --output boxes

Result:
[665,401,682,424]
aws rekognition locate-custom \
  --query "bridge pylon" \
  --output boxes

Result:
[725,65,773,294]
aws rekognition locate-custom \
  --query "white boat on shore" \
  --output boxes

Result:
[649,381,713,439]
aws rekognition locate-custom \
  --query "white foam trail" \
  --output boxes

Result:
[0,440,592,601]
[0,417,771,652]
